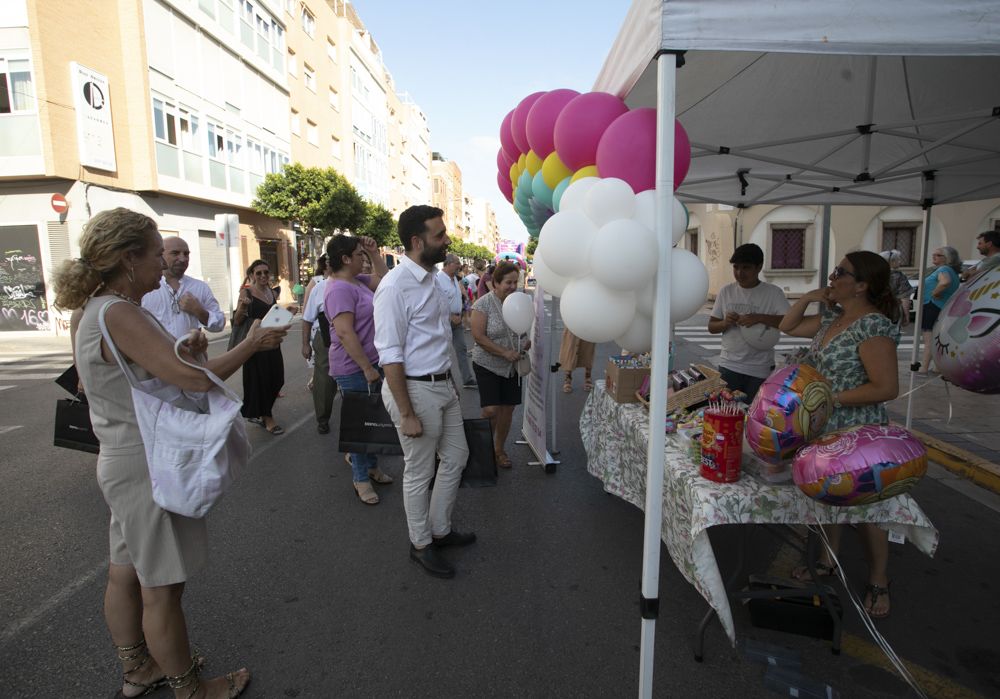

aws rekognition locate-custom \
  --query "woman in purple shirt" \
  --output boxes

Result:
[325,234,392,505]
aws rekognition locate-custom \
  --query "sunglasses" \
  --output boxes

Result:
[831,266,856,280]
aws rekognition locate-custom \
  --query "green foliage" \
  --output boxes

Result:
[359,202,399,247]
[252,163,365,233]
[526,237,538,256]
[449,240,494,262]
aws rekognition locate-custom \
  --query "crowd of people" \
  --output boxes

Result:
[50,203,997,695]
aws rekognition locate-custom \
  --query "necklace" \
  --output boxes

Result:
[107,288,141,306]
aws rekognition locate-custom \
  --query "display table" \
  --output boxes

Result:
[580,381,939,644]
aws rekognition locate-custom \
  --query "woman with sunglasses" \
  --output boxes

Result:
[234,259,288,434]
[779,251,902,619]
[919,246,961,376]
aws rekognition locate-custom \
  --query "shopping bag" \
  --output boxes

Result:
[338,390,404,456]
[53,398,100,454]
[461,417,497,487]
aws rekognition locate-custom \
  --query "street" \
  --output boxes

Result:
[1,304,999,698]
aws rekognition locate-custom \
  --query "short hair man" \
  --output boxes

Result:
[300,264,337,434]
[436,253,477,389]
[141,236,225,339]
[961,230,1000,281]
[373,205,474,579]
[707,243,791,400]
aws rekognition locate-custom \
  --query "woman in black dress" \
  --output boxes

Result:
[234,259,288,434]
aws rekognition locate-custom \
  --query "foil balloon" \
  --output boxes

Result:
[793,424,928,506]
[745,364,834,464]
[932,266,1000,394]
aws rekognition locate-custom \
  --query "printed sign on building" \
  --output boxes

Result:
[70,62,117,172]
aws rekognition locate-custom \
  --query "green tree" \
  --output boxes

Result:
[450,240,494,261]
[252,163,365,233]
[359,202,400,247]
[526,238,538,257]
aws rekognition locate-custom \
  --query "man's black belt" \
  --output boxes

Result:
[406,371,451,382]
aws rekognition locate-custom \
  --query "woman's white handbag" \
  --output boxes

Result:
[99,301,249,518]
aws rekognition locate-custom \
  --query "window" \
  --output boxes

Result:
[207,122,225,159]
[882,224,918,267]
[290,109,300,135]
[687,230,699,257]
[179,109,199,152]
[770,226,806,269]
[326,37,337,62]
[217,0,234,31]
[254,12,271,61]
[1,58,35,113]
[303,63,315,92]
[271,20,284,71]
[283,0,295,14]
[239,0,255,48]
[328,87,339,110]
[247,139,264,173]
[287,49,297,76]
[306,120,318,146]
[198,0,215,20]
[153,98,178,145]
[330,135,340,159]
[301,6,315,37]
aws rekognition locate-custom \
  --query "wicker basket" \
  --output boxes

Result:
[635,364,728,413]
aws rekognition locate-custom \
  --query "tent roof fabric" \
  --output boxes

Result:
[595,0,1000,207]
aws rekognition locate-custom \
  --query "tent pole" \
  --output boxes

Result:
[819,204,832,284]
[906,200,934,429]
[639,50,677,699]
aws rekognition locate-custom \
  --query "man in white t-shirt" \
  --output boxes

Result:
[708,243,790,400]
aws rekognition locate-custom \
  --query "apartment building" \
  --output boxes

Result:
[463,195,499,252]
[388,91,431,217]
[0,0,293,335]
[431,152,463,238]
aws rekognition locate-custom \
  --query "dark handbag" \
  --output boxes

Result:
[316,310,332,348]
[460,417,497,487]
[338,390,404,455]
[54,397,100,454]
[227,312,250,351]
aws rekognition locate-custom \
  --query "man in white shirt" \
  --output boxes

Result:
[374,205,473,579]
[961,230,1000,281]
[436,254,477,388]
[707,243,790,400]
[300,264,337,434]
[141,236,225,340]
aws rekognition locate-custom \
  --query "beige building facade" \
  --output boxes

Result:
[464,195,500,252]
[431,152,464,238]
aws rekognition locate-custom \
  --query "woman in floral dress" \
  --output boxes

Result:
[780,250,902,618]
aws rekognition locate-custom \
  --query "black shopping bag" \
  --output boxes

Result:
[338,390,403,456]
[461,418,497,488]
[54,398,100,454]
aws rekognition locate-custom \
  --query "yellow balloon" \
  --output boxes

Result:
[525,150,543,176]
[541,152,572,190]
[571,165,599,183]
[509,162,520,188]
[517,153,527,172]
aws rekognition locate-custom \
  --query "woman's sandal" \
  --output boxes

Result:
[562,376,573,394]
[114,642,205,699]
[167,656,249,699]
[790,561,839,581]
[368,468,394,484]
[354,481,380,505]
[583,376,593,392]
[864,581,892,619]
[496,452,513,469]
[265,424,284,435]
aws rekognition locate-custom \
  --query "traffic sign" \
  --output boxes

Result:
[51,194,69,215]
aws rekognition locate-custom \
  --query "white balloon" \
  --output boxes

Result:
[559,277,636,343]
[502,291,534,335]
[532,251,570,297]
[535,210,597,278]
[558,177,600,213]
[636,280,656,317]
[633,191,687,245]
[670,249,709,322]
[588,219,659,291]
[585,177,636,227]
[616,314,653,353]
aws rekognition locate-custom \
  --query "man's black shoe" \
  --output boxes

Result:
[432,530,477,548]
[410,545,454,578]
[317,422,330,434]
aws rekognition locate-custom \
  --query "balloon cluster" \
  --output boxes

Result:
[495,251,527,270]
[497,91,704,351]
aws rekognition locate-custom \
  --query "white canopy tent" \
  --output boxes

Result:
[592,1,1000,696]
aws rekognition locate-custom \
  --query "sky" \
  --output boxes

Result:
[350,0,631,245]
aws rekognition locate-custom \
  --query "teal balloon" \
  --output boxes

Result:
[513,196,530,215]
[531,171,554,210]
[514,185,531,206]
[552,176,572,212]
[518,169,533,190]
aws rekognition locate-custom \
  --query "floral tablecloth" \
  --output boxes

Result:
[580,381,939,644]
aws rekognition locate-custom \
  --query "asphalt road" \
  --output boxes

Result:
[1,307,998,698]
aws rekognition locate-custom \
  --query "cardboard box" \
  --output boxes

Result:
[604,361,651,403]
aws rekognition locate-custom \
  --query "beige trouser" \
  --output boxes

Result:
[382,379,469,547]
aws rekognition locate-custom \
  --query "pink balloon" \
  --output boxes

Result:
[595,109,693,193]
[511,92,545,155]
[499,110,518,161]
[553,92,628,171]
[497,148,514,175]
[497,171,513,203]
[526,88,580,158]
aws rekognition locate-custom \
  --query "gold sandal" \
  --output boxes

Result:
[354,480,380,505]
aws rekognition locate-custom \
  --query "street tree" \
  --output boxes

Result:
[450,240,494,261]
[360,202,400,248]
[252,163,366,234]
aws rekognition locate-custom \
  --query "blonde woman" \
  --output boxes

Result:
[53,208,287,699]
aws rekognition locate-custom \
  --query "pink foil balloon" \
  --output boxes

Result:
[511,92,546,155]
[554,92,629,171]
[526,88,580,158]
[499,110,518,161]
[596,109,692,193]
[745,364,833,464]
[497,171,513,203]
[793,425,928,506]
[932,266,1000,394]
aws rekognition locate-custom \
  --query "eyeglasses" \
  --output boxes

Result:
[831,266,856,280]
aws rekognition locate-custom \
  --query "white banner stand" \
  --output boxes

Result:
[518,287,559,473]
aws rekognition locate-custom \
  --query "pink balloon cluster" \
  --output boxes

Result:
[498,90,693,238]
